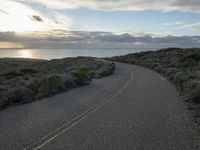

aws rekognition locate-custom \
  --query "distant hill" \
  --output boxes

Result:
[110,48,200,122]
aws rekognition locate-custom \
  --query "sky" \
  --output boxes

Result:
[0,0,200,49]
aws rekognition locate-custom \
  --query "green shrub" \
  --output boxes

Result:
[20,68,38,74]
[94,62,115,79]
[1,71,23,80]
[0,89,32,108]
[37,75,64,98]
[0,94,12,108]
[190,89,200,104]
[0,86,6,92]
[100,63,115,77]
[5,88,35,103]
[73,68,92,84]
[179,53,200,63]
[174,72,187,89]
[0,57,116,110]
[126,58,135,64]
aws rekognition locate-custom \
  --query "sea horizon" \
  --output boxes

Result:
[0,48,150,60]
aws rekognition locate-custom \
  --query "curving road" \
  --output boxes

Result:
[0,63,199,150]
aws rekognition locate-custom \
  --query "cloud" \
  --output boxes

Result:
[162,21,200,31]
[50,14,72,30]
[163,22,185,26]
[31,15,43,22]
[177,23,200,30]
[18,0,200,12]
[0,30,200,49]
[0,0,72,32]
[0,9,9,15]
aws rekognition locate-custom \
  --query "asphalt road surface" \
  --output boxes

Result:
[0,63,199,150]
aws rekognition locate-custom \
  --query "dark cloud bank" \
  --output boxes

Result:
[0,31,200,49]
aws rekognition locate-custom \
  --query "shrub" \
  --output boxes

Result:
[1,71,23,80]
[174,72,187,89]
[0,87,35,108]
[126,58,135,64]
[179,53,200,63]
[0,86,6,92]
[7,88,35,103]
[0,57,116,110]
[94,62,115,79]
[37,75,64,98]
[190,89,200,104]
[20,68,38,74]
[100,62,115,77]
[73,68,92,84]
[109,48,200,120]
[59,73,77,89]
[0,94,12,108]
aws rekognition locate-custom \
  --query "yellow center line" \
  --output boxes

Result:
[23,67,133,150]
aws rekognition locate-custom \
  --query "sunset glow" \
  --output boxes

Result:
[0,0,200,49]
[0,1,46,32]
[18,50,34,58]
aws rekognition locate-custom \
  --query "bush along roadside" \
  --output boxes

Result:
[109,48,200,122]
[0,57,115,110]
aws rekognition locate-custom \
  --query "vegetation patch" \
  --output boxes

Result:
[20,68,39,74]
[72,67,94,84]
[110,48,200,122]
[0,57,115,110]
[36,75,65,98]
[1,71,23,80]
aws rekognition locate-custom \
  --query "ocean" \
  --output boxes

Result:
[0,48,148,60]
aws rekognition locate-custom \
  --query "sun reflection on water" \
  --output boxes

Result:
[18,50,34,58]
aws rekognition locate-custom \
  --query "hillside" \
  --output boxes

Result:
[0,57,115,110]
[110,48,200,122]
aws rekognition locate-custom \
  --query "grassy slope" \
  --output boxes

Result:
[0,57,115,110]
[110,48,200,122]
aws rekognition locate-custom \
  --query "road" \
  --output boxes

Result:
[0,63,199,150]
